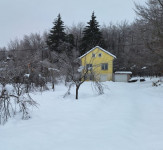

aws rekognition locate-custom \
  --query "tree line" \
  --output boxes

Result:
[1,0,163,76]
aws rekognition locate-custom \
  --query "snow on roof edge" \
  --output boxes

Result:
[79,46,117,59]
[115,71,132,74]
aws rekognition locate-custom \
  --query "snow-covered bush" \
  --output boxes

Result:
[0,83,37,125]
[0,85,12,124]
[152,80,161,87]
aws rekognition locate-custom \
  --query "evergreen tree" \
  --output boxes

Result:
[65,34,75,56]
[66,34,74,47]
[80,12,105,55]
[47,14,66,52]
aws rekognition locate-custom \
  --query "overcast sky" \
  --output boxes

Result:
[0,0,146,48]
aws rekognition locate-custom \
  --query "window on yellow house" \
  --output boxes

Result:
[92,53,96,57]
[101,63,108,70]
[86,64,92,70]
[98,53,102,57]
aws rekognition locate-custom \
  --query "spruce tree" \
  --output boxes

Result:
[47,14,66,52]
[80,12,105,55]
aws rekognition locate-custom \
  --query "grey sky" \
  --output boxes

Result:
[0,0,146,48]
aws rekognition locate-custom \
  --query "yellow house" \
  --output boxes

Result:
[79,46,116,81]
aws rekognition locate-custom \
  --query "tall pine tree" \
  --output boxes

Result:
[47,14,66,53]
[80,12,105,55]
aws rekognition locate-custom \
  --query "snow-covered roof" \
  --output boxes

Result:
[0,68,5,71]
[79,46,117,59]
[48,68,60,72]
[141,67,147,70]
[7,56,11,60]
[115,71,132,74]
[24,74,30,77]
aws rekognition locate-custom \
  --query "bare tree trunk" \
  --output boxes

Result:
[76,85,79,100]
[52,82,55,91]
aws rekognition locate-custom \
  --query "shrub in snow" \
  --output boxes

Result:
[0,83,37,125]
[91,81,104,95]
[0,86,12,125]
[152,80,161,87]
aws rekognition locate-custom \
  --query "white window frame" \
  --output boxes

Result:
[101,63,108,70]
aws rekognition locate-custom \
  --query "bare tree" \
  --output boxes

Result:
[51,48,104,100]
[66,22,85,51]
[135,0,163,58]
[0,68,38,125]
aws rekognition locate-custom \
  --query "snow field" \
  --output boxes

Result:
[0,79,163,150]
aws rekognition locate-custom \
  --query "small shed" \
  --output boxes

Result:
[114,71,132,82]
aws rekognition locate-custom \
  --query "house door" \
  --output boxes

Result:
[100,75,107,82]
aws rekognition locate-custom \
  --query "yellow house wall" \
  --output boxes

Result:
[81,47,114,81]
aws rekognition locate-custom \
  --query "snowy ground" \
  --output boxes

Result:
[0,79,163,150]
